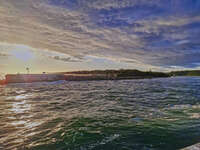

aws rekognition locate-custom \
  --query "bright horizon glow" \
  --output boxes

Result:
[0,43,144,74]
[11,46,34,62]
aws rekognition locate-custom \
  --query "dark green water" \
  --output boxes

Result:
[0,77,200,150]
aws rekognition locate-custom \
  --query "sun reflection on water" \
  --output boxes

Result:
[1,92,45,149]
[10,99,31,114]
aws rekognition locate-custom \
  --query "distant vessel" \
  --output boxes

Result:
[5,74,65,84]
[0,79,6,85]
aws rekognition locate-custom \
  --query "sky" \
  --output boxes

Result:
[0,0,200,74]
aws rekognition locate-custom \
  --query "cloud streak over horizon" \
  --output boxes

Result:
[0,0,200,71]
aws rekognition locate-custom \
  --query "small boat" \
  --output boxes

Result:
[0,79,6,85]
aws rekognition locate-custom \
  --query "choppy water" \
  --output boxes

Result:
[1,77,200,150]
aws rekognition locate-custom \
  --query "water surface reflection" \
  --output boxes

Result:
[0,78,200,150]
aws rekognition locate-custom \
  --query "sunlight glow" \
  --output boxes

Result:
[11,45,34,62]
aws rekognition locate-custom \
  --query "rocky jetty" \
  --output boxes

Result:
[4,74,65,84]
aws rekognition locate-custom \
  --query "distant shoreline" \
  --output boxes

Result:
[0,69,169,84]
[1,69,200,84]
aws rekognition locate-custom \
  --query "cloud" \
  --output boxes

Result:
[0,0,200,70]
[51,55,82,62]
[0,53,9,57]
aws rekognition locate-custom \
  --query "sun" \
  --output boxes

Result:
[11,45,34,62]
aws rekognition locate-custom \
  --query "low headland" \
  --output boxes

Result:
[169,70,200,76]
[0,69,200,84]
[62,69,169,80]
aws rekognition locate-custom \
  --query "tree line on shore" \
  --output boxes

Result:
[64,69,200,78]
[64,69,170,78]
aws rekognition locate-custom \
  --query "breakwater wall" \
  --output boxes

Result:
[4,73,118,83]
[5,74,65,83]
[3,72,169,84]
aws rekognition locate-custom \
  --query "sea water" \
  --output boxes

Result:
[0,77,200,150]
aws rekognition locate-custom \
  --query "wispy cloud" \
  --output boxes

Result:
[50,56,82,63]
